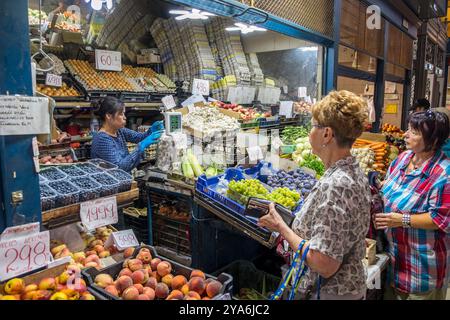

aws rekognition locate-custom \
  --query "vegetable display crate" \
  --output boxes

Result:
[240,120,260,129]
[212,260,281,300]
[37,75,88,102]
[82,245,233,300]
[153,213,191,256]
[258,117,280,128]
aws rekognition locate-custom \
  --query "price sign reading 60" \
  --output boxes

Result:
[95,49,122,71]
[0,231,50,281]
[80,196,118,230]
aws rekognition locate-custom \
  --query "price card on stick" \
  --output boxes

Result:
[45,73,62,87]
[0,226,51,281]
[247,146,264,162]
[298,87,307,98]
[105,229,139,251]
[161,95,176,110]
[279,101,294,118]
[95,49,122,71]
[80,196,118,231]
[192,78,210,96]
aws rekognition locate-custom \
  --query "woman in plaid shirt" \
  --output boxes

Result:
[375,110,449,300]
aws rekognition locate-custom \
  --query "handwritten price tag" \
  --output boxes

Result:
[279,101,294,118]
[0,231,50,281]
[80,196,118,230]
[247,146,264,162]
[298,87,307,98]
[162,95,176,110]
[95,49,122,71]
[111,230,139,250]
[192,78,210,96]
[45,73,62,87]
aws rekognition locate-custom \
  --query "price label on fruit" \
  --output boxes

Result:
[0,228,51,281]
[95,49,122,71]
[192,78,210,96]
[80,196,118,230]
[45,73,62,87]
[110,230,139,250]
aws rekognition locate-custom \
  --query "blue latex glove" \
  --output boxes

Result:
[139,130,163,152]
[147,120,164,134]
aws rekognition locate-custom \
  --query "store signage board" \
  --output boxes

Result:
[80,196,118,230]
[45,73,62,87]
[385,104,398,114]
[0,229,51,281]
[162,95,176,110]
[279,101,294,118]
[298,87,307,98]
[95,49,122,71]
[192,78,210,96]
[105,230,139,251]
[0,96,50,136]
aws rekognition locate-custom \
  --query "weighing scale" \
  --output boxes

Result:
[163,111,182,136]
[244,197,295,227]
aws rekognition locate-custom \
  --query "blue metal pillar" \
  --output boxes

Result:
[324,0,341,93]
[0,0,41,231]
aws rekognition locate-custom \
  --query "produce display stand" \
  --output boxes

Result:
[41,181,139,229]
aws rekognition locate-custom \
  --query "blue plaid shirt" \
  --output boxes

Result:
[91,128,150,172]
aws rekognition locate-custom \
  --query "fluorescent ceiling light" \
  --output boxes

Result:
[84,0,114,11]
[225,23,266,34]
[299,47,318,52]
[169,9,216,20]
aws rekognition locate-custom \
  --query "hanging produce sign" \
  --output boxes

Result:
[0,96,50,136]
[0,223,51,281]
[80,196,118,230]
[192,78,210,96]
[45,73,62,87]
[105,229,139,251]
[95,49,122,71]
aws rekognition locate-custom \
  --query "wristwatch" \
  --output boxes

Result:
[402,213,411,228]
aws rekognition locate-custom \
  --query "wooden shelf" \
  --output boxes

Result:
[55,101,162,110]
[42,181,140,226]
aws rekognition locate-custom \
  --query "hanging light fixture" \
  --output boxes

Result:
[225,23,266,34]
[84,0,113,11]
[169,9,216,20]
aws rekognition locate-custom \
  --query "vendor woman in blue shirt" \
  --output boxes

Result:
[91,97,163,172]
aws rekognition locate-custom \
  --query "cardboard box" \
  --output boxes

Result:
[137,53,161,64]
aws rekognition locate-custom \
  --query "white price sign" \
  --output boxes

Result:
[192,78,210,96]
[95,49,122,71]
[0,230,51,281]
[271,137,283,151]
[80,196,118,230]
[45,73,62,87]
[247,146,264,162]
[110,230,139,250]
[162,95,176,110]
[279,101,294,118]
[298,87,307,98]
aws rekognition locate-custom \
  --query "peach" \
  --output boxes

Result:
[21,290,37,300]
[122,287,139,300]
[142,269,150,283]
[58,271,71,285]
[56,283,66,291]
[142,287,155,300]
[166,290,184,300]
[85,250,97,257]
[80,292,96,300]
[50,292,68,300]
[133,284,144,294]
[190,269,206,280]
[150,271,161,282]
[143,264,152,274]
[32,290,52,300]
[181,284,190,295]
[136,250,152,264]
[122,258,131,269]
[4,278,25,295]
[90,239,104,247]
[105,285,119,297]
[205,278,214,285]
[128,259,143,272]
[206,280,223,298]
[188,277,206,295]
[38,277,56,291]
[139,248,151,254]
[72,252,86,264]
[119,268,133,278]
[150,258,161,271]
[60,288,80,300]
[66,264,82,275]
[93,245,105,254]
[172,275,188,290]
[0,295,18,300]
[202,297,211,300]
[85,254,100,265]
[184,291,201,300]
[94,274,114,288]
[162,274,174,287]
[51,244,67,256]
[84,262,100,269]
[157,261,172,277]
[115,275,133,292]
[155,282,169,299]
[131,270,145,284]
[99,250,111,258]
[145,277,157,290]
[137,294,150,300]
[123,247,135,259]
[24,284,38,293]
[55,247,71,259]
